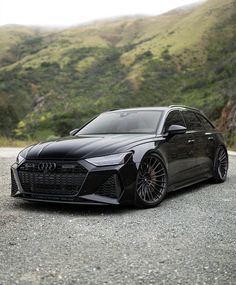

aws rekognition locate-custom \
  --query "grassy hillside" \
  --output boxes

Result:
[0,0,235,146]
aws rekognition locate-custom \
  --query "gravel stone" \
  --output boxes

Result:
[0,151,236,285]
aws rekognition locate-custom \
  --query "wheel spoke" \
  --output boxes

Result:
[137,184,143,193]
[155,168,165,175]
[144,185,148,201]
[150,185,162,200]
[152,162,161,171]
[146,187,152,201]
[150,183,161,195]
[151,180,165,187]
[219,151,226,160]
[142,185,147,200]
[152,178,166,184]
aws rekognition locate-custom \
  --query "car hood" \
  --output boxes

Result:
[23,134,158,160]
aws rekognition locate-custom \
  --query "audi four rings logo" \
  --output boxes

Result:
[38,162,57,172]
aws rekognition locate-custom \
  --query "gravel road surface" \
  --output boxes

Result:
[0,148,235,285]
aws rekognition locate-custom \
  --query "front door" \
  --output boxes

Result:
[161,110,196,186]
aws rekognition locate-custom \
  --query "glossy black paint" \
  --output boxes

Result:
[23,134,158,160]
[11,106,227,205]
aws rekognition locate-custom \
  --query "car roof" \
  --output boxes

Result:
[105,105,201,113]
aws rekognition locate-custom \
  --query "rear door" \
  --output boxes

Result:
[182,110,211,176]
[196,113,217,167]
[162,110,196,186]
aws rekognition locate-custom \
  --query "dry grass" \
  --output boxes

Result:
[0,137,35,147]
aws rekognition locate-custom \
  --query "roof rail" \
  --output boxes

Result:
[169,105,201,112]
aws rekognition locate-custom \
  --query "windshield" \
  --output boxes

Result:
[77,110,163,135]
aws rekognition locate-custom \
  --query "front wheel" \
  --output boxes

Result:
[212,146,228,183]
[135,154,168,208]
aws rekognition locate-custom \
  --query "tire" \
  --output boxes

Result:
[135,153,168,208]
[212,146,228,183]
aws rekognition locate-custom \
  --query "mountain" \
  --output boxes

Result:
[0,0,235,146]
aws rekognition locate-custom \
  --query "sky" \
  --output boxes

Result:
[0,0,203,27]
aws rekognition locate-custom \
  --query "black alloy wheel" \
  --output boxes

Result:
[136,154,167,208]
[213,147,228,183]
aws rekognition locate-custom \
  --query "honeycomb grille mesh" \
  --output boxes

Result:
[11,170,18,195]
[18,161,87,196]
[96,175,121,199]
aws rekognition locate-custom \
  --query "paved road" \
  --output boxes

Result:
[0,149,235,285]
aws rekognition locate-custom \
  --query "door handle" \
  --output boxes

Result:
[188,139,195,144]
[208,137,214,141]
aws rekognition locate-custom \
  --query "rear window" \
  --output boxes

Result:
[196,113,215,130]
[182,111,203,131]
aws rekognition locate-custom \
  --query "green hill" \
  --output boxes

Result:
[0,0,235,146]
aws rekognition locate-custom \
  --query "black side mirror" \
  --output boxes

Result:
[167,125,187,136]
[69,129,79,136]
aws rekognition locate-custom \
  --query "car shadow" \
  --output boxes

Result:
[12,180,213,215]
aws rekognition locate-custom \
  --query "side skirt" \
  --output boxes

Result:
[167,174,213,192]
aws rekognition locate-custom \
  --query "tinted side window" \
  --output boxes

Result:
[196,114,215,130]
[164,110,185,133]
[182,111,203,130]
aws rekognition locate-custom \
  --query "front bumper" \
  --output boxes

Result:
[11,159,137,205]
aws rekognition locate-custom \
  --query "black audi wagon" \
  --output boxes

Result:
[11,105,228,208]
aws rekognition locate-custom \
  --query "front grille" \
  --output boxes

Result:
[11,170,18,195]
[18,161,87,196]
[96,175,121,199]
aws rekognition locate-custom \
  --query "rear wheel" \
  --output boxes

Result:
[212,146,228,183]
[135,154,168,208]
